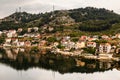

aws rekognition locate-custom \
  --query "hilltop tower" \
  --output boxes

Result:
[19,7,21,12]
[51,5,55,18]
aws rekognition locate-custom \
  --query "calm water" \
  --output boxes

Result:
[0,48,120,80]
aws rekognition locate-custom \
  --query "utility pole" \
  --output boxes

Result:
[19,7,21,12]
[53,5,55,12]
[52,5,55,17]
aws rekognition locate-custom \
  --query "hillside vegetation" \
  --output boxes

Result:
[0,7,120,35]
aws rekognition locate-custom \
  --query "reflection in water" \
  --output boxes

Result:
[0,48,120,74]
[0,48,120,80]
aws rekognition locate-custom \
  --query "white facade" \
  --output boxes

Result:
[99,43,111,53]
[7,33,12,38]
[19,42,25,47]
[5,38,11,43]
[75,42,85,49]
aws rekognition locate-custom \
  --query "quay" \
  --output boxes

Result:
[53,49,120,61]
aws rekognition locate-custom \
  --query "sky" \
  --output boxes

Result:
[0,0,120,18]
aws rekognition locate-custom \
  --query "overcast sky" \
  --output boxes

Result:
[0,0,120,18]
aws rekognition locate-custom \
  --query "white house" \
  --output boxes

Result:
[5,38,11,43]
[68,41,75,49]
[7,32,12,38]
[64,36,70,41]
[48,27,54,31]
[7,30,17,38]
[3,43,11,47]
[28,28,32,32]
[61,40,75,51]
[9,30,16,34]
[17,28,23,32]
[88,37,98,41]
[19,42,25,47]
[19,48,25,52]
[53,42,59,47]
[116,34,120,39]
[101,35,110,40]
[34,33,41,38]
[33,27,39,32]
[99,43,111,53]
[75,42,86,49]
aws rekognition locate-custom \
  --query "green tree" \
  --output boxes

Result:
[47,37,57,42]
[57,44,65,49]
[0,37,5,45]
[83,47,96,55]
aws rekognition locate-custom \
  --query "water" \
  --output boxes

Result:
[0,63,120,80]
[0,48,120,80]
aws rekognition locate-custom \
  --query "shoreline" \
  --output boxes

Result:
[52,49,120,61]
[0,45,120,62]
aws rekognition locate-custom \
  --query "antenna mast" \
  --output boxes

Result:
[19,7,21,12]
[53,5,55,12]
[52,5,55,16]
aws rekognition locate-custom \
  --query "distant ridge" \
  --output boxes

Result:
[0,7,120,34]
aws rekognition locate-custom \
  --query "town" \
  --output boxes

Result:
[0,27,120,60]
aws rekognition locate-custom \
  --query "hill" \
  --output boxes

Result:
[0,7,120,35]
